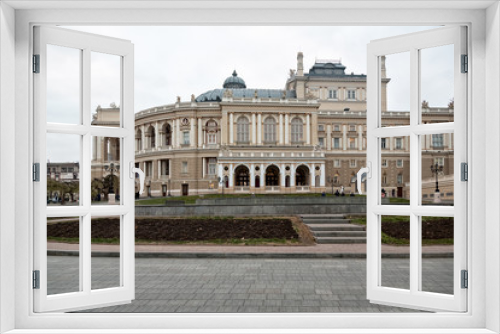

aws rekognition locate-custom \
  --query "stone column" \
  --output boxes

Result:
[279,113,284,144]
[358,125,363,151]
[280,164,286,187]
[448,133,453,149]
[229,163,234,188]
[190,118,195,147]
[155,121,159,149]
[177,119,182,148]
[320,163,326,187]
[311,163,316,187]
[250,163,255,187]
[390,136,394,151]
[218,163,223,185]
[291,163,296,186]
[141,124,145,151]
[202,157,206,178]
[257,113,262,145]
[311,112,318,146]
[198,118,203,147]
[251,113,256,144]
[92,136,97,160]
[284,113,289,144]
[96,137,102,161]
[221,112,228,145]
[229,113,234,144]
[170,119,177,148]
[326,125,332,151]
[342,125,347,151]
[260,163,265,187]
[168,160,171,179]
[306,114,311,145]
[158,160,161,178]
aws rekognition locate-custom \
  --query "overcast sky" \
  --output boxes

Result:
[48,25,454,162]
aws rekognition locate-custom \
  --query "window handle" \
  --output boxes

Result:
[357,162,371,195]
[130,162,145,194]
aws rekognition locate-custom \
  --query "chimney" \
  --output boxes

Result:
[297,52,304,76]
[381,55,387,78]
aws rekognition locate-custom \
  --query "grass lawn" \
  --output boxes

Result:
[349,215,453,245]
[136,193,365,205]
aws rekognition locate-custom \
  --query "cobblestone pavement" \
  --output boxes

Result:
[46,257,454,313]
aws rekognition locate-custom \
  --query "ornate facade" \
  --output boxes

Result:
[92,52,454,201]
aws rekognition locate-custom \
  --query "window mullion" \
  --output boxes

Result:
[409,47,420,295]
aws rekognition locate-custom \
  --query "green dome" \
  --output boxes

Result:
[223,70,246,89]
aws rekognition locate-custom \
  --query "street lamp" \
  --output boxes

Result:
[327,176,334,194]
[430,162,443,203]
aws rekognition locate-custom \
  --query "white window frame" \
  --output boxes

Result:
[397,159,404,168]
[367,26,467,312]
[2,3,495,334]
[334,159,341,168]
[208,158,217,175]
[333,137,341,149]
[328,89,338,100]
[207,132,216,144]
[181,161,188,174]
[434,157,445,166]
[182,131,190,145]
[347,89,357,100]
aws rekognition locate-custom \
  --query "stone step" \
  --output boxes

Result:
[300,214,345,219]
[313,231,366,238]
[307,224,365,231]
[315,237,367,244]
[302,218,351,224]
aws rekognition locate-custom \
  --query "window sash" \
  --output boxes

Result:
[9,7,488,332]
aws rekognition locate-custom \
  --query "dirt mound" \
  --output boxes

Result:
[47,217,299,242]
[382,218,453,240]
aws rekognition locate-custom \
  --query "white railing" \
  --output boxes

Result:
[266,186,280,192]
[234,186,250,192]
[296,186,310,192]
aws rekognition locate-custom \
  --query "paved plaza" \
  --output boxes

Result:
[47,256,454,313]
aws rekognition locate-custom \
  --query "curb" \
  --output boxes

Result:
[48,250,453,259]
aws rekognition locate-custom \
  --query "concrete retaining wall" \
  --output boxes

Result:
[136,197,376,217]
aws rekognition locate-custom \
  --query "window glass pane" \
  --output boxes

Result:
[47,44,81,124]
[91,136,121,205]
[421,133,454,206]
[47,133,80,206]
[91,52,121,127]
[420,44,454,123]
[381,136,410,205]
[91,216,121,290]
[380,215,410,290]
[47,216,80,295]
[380,52,410,127]
[420,216,454,294]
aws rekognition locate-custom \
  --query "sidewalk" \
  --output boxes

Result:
[48,242,453,258]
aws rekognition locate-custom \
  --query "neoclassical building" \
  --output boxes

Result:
[92,52,454,200]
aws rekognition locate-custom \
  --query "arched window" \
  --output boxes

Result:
[135,129,142,151]
[237,117,249,143]
[263,117,276,143]
[163,123,171,146]
[147,125,155,149]
[291,118,303,143]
